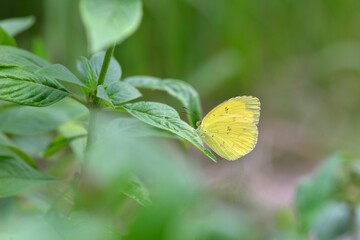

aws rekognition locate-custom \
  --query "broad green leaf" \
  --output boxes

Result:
[0,156,56,198]
[0,132,37,168]
[0,27,16,46]
[0,66,69,106]
[122,102,217,162]
[80,0,143,53]
[36,64,87,88]
[90,51,121,85]
[124,76,202,128]
[0,16,35,36]
[0,46,49,71]
[97,81,141,107]
[0,98,88,135]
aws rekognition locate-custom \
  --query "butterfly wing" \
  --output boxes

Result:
[198,96,260,160]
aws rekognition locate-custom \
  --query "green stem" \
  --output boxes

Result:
[81,107,97,179]
[98,45,115,86]
[93,45,115,106]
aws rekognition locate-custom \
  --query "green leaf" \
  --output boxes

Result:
[35,64,87,88]
[59,121,88,159]
[0,49,64,107]
[0,16,35,36]
[77,56,98,91]
[80,0,143,53]
[96,85,113,104]
[0,98,88,135]
[97,81,141,107]
[77,52,121,90]
[0,156,56,198]
[42,134,86,158]
[0,27,16,46]
[124,76,202,128]
[295,153,353,232]
[0,132,37,168]
[121,101,217,162]
[0,66,70,106]
[0,46,49,71]
[311,203,350,240]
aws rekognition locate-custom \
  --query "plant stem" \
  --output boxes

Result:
[81,45,116,181]
[93,45,115,105]
[81,107,97,180]
[97,45,115,86]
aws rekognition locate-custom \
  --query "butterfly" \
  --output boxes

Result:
[197,96,260,160]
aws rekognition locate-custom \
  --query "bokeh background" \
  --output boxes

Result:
[1,0,360,238]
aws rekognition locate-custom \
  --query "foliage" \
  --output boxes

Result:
[0,0,359,239]
[295,153,360,239]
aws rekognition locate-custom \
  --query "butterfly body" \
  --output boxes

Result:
[197,96,260,160]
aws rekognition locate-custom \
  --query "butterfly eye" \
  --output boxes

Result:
[196,120,202,127]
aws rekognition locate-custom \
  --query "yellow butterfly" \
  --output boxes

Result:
[197,96,260,160]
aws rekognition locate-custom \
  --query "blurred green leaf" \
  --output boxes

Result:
[0,16,35,36]
[46,211,113,240]
[42,134,86,158]
[0,98,88,135]
[311,202,350,240]
[59,121,88,159]
[105,117,177,138]
[0,27,16,46]
[295,153,356,237]
[35,64,87,88]
[0,66,70,106]
[80,0,142,53]
[0,156,56,198]
[172,205,261,240]
[1,212,112,240]
[188,50,241,97]
[121,101,216,162]
[31,36,48,60]
[0,132,37,168]
[97,81,141,107]
[1,215,62,240]
[123,175,151,206]
[124,76,202,128]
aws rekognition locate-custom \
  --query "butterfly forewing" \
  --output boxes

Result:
[198,96,260,160]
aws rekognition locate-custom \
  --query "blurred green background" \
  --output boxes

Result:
[1,0,360,238]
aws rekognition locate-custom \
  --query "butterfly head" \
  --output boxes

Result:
[196,120,202,127]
